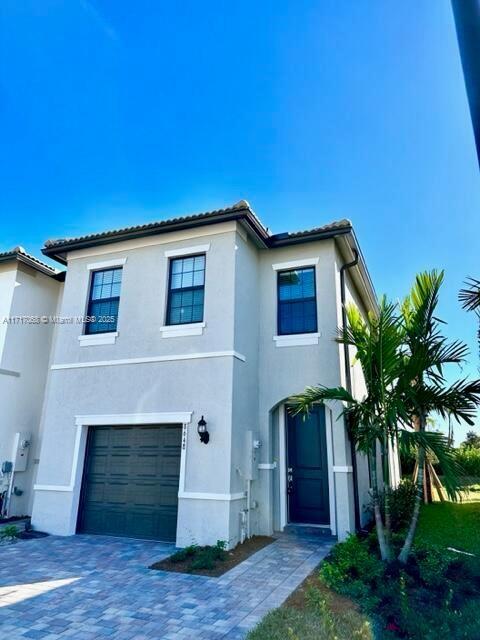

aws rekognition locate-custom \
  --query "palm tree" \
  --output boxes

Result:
[290,298,404,561]
[291,271,480,565]
[397,271,480,563]
[459,276,480,360]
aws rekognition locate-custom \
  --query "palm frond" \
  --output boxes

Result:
[288,385,356,416]
[414,379,480,426]
[402,270,444,344]
[459,277,480,312]
[398,430,465,500]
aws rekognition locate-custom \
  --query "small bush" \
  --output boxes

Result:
[189,540,227,570]
[190,548,216,570]
[319,534,480,639]
[0,525,19,543]
[168,539,227,571]
[320,535,383,608]
[169,544,197,563]
[388,479,417,531]
[365,479,417,533]
[456,447,480,476]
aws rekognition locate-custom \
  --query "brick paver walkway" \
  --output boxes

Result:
[0,532,334,639]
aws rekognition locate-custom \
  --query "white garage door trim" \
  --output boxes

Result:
[34,412,193,497]
[34,412,193,539]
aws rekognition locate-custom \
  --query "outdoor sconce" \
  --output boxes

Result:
[197,416,210,444]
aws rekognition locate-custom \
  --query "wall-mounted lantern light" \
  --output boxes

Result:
[197,416,210,444]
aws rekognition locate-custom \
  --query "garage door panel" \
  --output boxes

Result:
[78,424,182,541]
[134,427,161,448]
[162,455,181,476]
[89,453,109,475]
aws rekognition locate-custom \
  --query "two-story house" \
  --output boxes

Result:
[0,247,61,518]
[20,201,384,548]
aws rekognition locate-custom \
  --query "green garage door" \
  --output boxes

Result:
[78,424,182,541]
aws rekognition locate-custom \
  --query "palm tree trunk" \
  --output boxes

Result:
[369,445,391,561]
[382,435,392,551]
[398,416,426,564]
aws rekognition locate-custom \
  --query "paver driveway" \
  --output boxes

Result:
[0,532,334,639]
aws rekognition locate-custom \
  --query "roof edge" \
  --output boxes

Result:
[42,203,269,264]
[0,247,60,278]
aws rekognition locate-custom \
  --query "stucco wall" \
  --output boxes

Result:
[334,245,381,528]
[0,263,60,516]
[31,221,377,546]
[32,225,241,545]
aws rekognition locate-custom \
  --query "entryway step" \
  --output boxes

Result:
[283,524,334,538]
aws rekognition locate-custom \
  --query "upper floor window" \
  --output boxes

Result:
[277,266,317,335]
[166,254,205,325]
[85,267,122,334]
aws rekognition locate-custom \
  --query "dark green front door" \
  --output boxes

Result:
[78,424,181,541]
[287,406,330,525]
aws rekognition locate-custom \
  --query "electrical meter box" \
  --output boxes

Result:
[14,432,32,472]
[245,430,260,481]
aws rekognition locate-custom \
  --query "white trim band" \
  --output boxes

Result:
[333,465,353,473]
[159,322,205,338]
[274,333,320,347]
[178,491,246,501]
[74,412,192,427]
[87,258,127,270]
[34,485,73,492]
[34,412,194,494]
[78,332,118,346]
[164,244,210,258]
[272,257,319,271]
[51,350,246,370]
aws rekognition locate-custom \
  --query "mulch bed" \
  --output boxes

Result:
[150,535,275,577]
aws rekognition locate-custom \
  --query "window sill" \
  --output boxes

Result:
[273,333,320,347]
[78,332,118,346]
[159,322,205,338]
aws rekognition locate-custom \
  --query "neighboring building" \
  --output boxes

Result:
[452,0,480,167]
[0,247,62,518]
[22,200,387,548]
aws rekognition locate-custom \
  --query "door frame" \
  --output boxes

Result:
[279,403,336,535]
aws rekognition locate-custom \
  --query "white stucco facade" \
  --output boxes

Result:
[0,253,61,517]
[3,204,382,547]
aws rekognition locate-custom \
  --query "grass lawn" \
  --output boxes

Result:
[248,481,480,640]
[415,500,480,556]
[416,476,480,556]
[246,571,374,640]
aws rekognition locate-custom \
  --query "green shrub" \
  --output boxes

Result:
[0,525,19,542]
[190,549,215,570]
[456,447,480,476]
[320,535,383,608]
[319,534,480,639]
[388,479,417,531]
[412,544,458,590]
[169,540,227,571]
[189,540,227,570]
[169,544,197,563]
[365,479,417,533]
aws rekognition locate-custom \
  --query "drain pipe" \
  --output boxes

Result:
[340,249,361,532]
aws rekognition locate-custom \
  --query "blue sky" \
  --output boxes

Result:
[1,1,478,440]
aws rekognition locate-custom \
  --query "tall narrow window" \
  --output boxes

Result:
[167,254,205,325]
[86,267,122,334]
[277,266,317,335]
